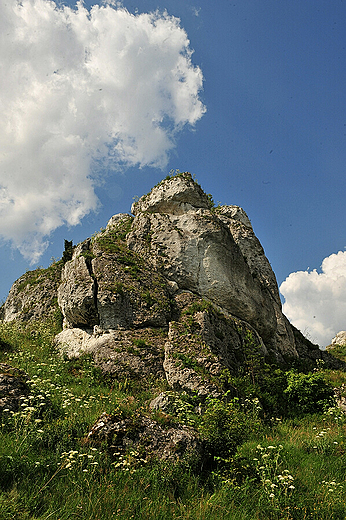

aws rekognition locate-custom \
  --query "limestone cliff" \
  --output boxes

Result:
[0,262,63,324]
[2,172,340,397]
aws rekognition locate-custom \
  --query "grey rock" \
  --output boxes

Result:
[128,175,277,342]
[334,385,346,413]
[163,293,266,398]
[54,328,94,358]
[92,237,171,330]
[131,173,210,216]
[149,392,173,411]
[58,255,98,329]
[1,263,63,323]
[217,205,298,358]
[87,411,203,462]
[106,213,132,230]
[0,364,30,413]
[55,327,166,381]
[331,331,346,346]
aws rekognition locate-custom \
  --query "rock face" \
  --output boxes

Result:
[331,331,346,347]
[58,252,98,329]
[3,172,336,398]
[1,262,63,324]
[216,205,297,358]
[129,175,277,344]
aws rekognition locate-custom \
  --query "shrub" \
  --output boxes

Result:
[200,396,261,458]
[284,370,335,415]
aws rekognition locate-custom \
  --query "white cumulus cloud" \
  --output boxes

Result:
[0,0,205,262]
[280,250,346,347]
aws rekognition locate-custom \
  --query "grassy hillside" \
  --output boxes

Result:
[1,320,346,520]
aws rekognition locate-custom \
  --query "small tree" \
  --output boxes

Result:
[62,240,73,264]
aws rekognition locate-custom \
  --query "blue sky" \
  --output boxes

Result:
[1,0,346,346]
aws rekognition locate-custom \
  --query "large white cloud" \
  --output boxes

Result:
[280,250,346,347]
[0,0,205,262]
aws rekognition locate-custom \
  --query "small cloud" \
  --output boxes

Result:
[192,7,201,17]
[280,250,346,347]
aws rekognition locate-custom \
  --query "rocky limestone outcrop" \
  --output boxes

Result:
[216,205,297,358]
[4,171,340,399]
[323,331,346,369]
[55,327,166,381]
[58,249,98,329]
[128,175,277,345]
[1,262,63,324]
[56,213,171,333]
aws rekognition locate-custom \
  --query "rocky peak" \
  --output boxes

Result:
[128,173,278,345]
[131,172,210,216]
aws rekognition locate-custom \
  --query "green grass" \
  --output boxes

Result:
[1,321,346,519]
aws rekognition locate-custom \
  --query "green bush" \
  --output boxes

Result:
[200,396,261,458]
[284,370,335,415]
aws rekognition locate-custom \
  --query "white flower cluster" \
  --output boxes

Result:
[309,426,340,452]
[325,406,345,423]
[59,448,101,473]
[1,393,49,434]
[112,449,148,474]
[254,445,295,503]
[321,480,343,494]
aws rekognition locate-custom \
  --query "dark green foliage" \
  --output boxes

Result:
[81,249,95,261]
[200,396,262,458]
[113,281,124,295]
[284,370,335,414]
[206,193,215,209]
[240,329,265,384]
[0,337,12,352]
[132,338,148,348]
[252,366,289,416]
[173,352,202,372]
[141,290,157,308]
[62,240,73,264]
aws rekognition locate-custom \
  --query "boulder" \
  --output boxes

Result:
[87,411,203,462]
[58,253,99,329]
[55,327,166,381]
